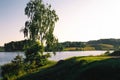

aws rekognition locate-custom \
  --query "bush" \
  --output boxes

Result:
[1,55,26,80]
[24,41,51,67]
[1,63,25,80]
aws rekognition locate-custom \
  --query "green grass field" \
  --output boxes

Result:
[16,56,120,80]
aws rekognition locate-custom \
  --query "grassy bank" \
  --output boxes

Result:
[16,56,120,80]
[63,47,95,51]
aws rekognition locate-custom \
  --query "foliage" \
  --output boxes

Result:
[88,38,120,46]
[23,0,59,45]
[24,41,51,66]
[60,39,117,51]
[1,53,54,80]
[1,55,25,80]
[22,0,59,67]
[2,1,59,79]
[45,33,59,54]
[61,41,85,48]
[45,42,64,52]
[4,40,63,52]
[4,40,31,52]
[4,38,120,52]
[86,39,120,50]
[91,44,114,50]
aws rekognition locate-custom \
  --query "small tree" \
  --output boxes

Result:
[12,54,23,64]
[23,0,59,66]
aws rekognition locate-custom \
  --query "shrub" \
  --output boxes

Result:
[1,55,25,80]
[24,41,51,67]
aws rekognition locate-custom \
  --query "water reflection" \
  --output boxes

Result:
[48,51,107,61]
[0,52,24,65]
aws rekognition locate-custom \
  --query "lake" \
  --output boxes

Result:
[0,51,108,65]
[0,51,110,78]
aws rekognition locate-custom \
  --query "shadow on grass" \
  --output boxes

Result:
[17,57,120,80]
[76,58,120,80]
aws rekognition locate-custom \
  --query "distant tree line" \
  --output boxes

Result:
[88,39,120,50]
[61,41,85,48]
[4,40,31,52]
[88,39,120,46]
[4,40,63,52]
[4,40,85,52]
[4,38,120,52]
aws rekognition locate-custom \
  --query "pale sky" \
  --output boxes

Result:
[1,0,120,46]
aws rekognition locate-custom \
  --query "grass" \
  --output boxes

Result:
[64,47,96,51]
[16,56,120,80]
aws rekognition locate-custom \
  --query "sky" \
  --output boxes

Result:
[1,0,120,46]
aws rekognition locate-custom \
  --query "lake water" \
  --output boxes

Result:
[0,51,109,78]
[0,51,108,65]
